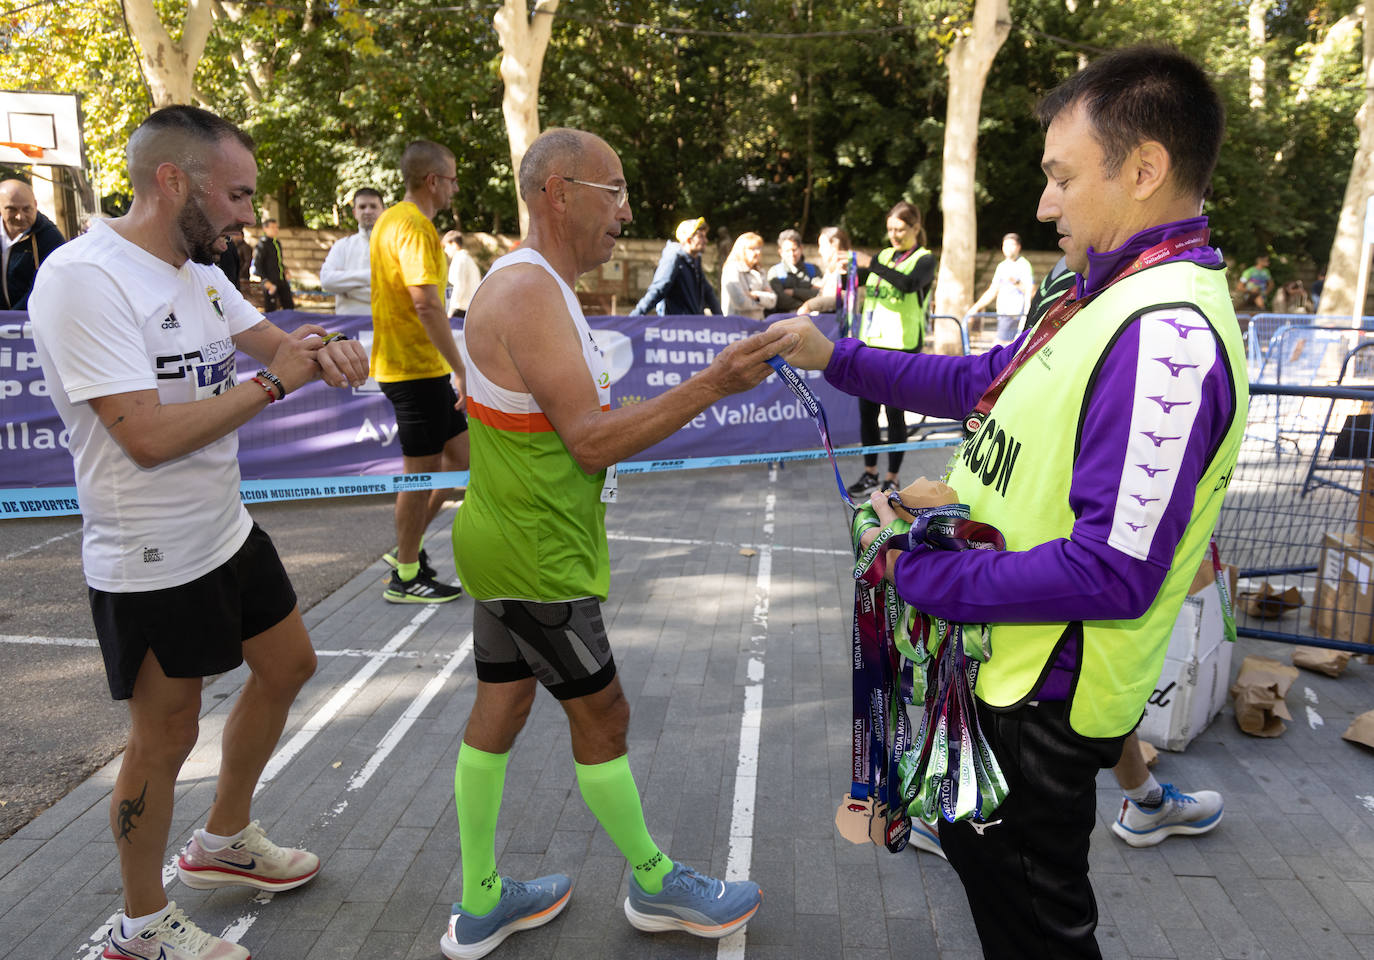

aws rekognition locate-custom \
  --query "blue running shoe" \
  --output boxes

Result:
[623,862,761,939]
[440,874,572,959]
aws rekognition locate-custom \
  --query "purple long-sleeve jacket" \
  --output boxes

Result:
[825,218,1237,697]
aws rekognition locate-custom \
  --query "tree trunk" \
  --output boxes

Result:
[934,0,1011,328]
[120,0,216,107]
[1320,2,1372,320]
[1248,0,1270,110]
[493,0,559,237]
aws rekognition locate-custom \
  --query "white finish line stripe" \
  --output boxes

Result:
[255,603,440,795]
[0,634,421,659]
[607,532,848,557]
[718,469,775,960]
[347,633,473,791]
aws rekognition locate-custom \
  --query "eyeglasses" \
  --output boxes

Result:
[544,176,629,208]
[430,172,459,186]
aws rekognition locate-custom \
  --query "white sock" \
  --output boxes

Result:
[1124,774,1164,809]
[120,905,170,939]
[197,825,245,850]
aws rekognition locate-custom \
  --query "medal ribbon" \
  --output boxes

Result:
[961,229,1210,437]
[768,352,1014,834]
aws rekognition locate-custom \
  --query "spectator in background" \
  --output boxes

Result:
[0,177,65,310]
[1232,252,1271,311]
[1312,266,1326,310]
[767,228,821,313]
[442,230,482,318]
[1273,278,1314,314]
[216,226,243,292]
[720,231,777,321]
[320,187,385,315]
[630,216,721,316]
[799,225,856,318]
[967,232,1036,342]
[845,199,936,496]
[253,218,294,311]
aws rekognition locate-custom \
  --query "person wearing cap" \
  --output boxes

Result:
[629,216,722,316]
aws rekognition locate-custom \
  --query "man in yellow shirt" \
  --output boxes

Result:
[370,139,468,603]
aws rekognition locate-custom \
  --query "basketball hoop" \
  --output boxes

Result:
[0,141,44,159]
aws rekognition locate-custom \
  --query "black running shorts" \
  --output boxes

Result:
[89,523,298,700]
[378,374,469,458]
[472,597,616,700]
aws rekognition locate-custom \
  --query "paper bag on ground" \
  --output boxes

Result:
[1341,710,1374,749]
[1239,582,1303,619]
[1291,645,1352,678]
[1229,655,1299,737]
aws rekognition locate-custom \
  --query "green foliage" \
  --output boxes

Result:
[1,0,1365,269]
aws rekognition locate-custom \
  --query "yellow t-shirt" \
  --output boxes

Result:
[368,201,450,382]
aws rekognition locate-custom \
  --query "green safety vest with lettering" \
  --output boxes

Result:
[860,246,932,351]
[944,259,1248,738]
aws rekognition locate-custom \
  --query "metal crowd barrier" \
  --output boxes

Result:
[1218,380,1374,655]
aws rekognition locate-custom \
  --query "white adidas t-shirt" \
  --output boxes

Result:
[30,219,263,592]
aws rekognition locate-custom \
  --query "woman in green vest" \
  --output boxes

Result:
[846,200,936,496]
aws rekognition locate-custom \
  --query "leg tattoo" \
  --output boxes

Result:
[116,781,148,844]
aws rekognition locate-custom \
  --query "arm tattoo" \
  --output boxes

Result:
[115,780,148,844]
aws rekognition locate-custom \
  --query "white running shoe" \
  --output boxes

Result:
[177,820,320,891]
[1111,783,1223,847]
[104,902,249,959]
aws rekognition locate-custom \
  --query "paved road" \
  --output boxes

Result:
[3,459,1374,960]
[0,494,404,840]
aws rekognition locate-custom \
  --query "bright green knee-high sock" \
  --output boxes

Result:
[575,755,673,894]
[455,742,509,914]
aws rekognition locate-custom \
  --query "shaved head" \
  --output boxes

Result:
[519,128,607,201]
[0,179,38,238]
[126,105,255,192]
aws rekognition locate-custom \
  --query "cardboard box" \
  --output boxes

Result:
[1310,531,1374,660]
[1357,463,1374,545]
[1137,562,1236,752]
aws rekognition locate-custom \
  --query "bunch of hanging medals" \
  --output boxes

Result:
[764,352,1011,853]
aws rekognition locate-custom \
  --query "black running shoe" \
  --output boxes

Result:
[382,547,437,581]
[881,479,900,493]
[383,570,462,604]
[847,472,880,496]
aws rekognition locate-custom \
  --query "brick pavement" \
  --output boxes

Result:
[3,455,1373,960]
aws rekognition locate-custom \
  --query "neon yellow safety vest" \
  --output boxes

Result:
[861,246,932,351]
[945,259,1247,738]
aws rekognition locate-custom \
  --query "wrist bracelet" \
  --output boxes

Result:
[250,375,276,403]
[256,368,286,400]
[320,332,350,345]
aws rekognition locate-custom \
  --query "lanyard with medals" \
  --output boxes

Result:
[766,354,1011,847]
[961,228,1210,438]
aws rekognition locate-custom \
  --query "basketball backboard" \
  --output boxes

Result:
[0,90,85,168]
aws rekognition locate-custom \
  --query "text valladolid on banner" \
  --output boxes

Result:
[0,309,859,489]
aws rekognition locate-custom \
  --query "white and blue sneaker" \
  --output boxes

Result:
[1110,783,1223,848]
[909,818,948,860]
[440,874,572,959]
[623,862,761,939]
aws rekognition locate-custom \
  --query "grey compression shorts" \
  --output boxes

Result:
[471,596,616,700]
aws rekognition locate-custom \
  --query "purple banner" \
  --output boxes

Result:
[0,309,858,488]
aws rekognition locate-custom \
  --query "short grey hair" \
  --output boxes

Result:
[400,140,454,190]
[519,128,591,201]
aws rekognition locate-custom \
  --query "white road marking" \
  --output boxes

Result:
[0,633,98,647]
[347,634,473,791]
[607,531,847,557]
[1306,705,1324,729]
[719,469,775,960]
[1305,686,1319,704]
[1358,795,1374,814]
[1,525,81,562]
[255,603,441,795]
